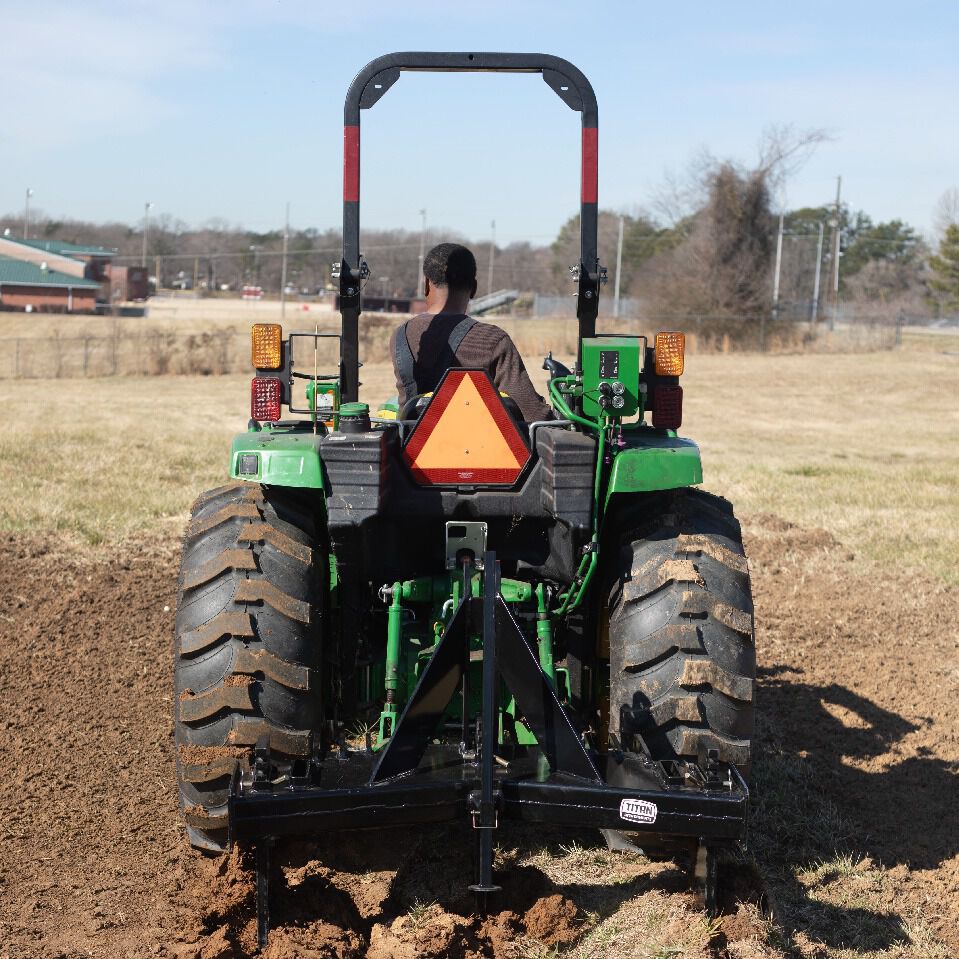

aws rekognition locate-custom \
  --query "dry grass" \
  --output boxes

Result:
[677,351,959,584]
[899,326,959,354]
[0,375,248,544]
[0,349,956,583]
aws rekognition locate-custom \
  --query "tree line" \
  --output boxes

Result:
[3,137,957,320]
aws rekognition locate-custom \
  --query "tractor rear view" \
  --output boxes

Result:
[173,52,755,948]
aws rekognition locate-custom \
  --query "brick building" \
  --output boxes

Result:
[0,256,101,312]
[0,235,153,311]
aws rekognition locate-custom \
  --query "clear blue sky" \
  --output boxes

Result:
[2,0,956,244]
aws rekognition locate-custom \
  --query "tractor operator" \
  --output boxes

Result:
[390,243,552,421]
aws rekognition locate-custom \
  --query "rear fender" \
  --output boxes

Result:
[229,431,325,490]
[604,433,702,507]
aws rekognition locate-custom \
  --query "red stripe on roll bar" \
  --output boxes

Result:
[344,126,360,202]
[581,127,598,204]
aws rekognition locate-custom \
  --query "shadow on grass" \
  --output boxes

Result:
[750,666,957,953]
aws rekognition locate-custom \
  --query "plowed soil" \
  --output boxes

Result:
[1,516,956,958]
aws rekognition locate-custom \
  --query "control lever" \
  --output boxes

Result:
[542,351,572,380]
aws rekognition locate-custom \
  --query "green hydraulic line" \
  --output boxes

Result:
[547,376,601,430]
[554,417,606,617]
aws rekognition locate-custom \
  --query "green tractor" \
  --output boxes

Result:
[174,53,754,946]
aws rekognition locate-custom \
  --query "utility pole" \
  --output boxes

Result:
[771,213,784,318]
[23,188,33,240]
[487,219,496,297]
[416,208,427,299]
[613,215,625,318]
[280,201,290,320]
[142,202,153,267]
[764,212,785,352]
[811,220,824,325]
[829,175,842,331]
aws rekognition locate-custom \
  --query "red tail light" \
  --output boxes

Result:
[652,384,683,430]
[251,377,282,422]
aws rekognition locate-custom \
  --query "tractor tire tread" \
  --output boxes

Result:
[607,489,755,772]
[173,482,323,852]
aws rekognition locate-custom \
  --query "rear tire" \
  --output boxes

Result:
[174,482,324,851]
[606,489,755,772]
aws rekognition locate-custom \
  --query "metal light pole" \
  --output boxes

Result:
[416,208,427,299]
[763,212,785,353]
[142,202,153,267]
[380,276,390,303]
[280,202,290,319]
[613,215,624,318]
[487,220,496,297]
[811,221,824,325]
[829,176,842,331]
[771,213,785,317]
[24,188,33,240]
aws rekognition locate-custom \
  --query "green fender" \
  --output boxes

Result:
[604,431,702,507]
[229,430,325,489]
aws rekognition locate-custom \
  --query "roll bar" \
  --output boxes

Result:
[338,52,600,402]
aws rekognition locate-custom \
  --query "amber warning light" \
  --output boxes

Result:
[654,331,685,376]
[252,323,283,369]
[403,370,530,486]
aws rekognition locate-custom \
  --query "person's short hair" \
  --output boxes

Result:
[423,243,476,292]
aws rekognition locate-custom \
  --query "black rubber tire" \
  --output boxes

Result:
[174,482,324,851]
[606,489,755,772]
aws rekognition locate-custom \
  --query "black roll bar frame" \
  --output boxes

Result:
[338,52,601,402]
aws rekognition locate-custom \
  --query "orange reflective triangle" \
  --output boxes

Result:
[403,370,530,485]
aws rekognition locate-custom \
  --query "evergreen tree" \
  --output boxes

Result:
[928,224,959,312]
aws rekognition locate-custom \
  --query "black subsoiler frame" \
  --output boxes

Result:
[229,554,748,948]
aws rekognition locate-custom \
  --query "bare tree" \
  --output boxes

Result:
[642,127,829,324]
[933,188,959,241]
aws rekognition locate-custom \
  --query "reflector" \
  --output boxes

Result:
[403,370,530,485]
[652,384,683,430]
[251,377,282,422]
[654,331,685,376]
[252,323,283,369]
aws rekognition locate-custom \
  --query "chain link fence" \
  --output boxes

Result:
[0,310,906,380]
[0,329,251,379]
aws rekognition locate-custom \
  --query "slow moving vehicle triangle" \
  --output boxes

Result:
[403,369,530,485]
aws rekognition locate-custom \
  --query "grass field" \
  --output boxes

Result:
[1,349,955,582]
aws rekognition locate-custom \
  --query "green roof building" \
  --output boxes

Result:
[0,256,101,312]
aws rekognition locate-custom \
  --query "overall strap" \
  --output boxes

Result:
[393,320,417,398]
[446,316,476,355]
[435,317,478,390]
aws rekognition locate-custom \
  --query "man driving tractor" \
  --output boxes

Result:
[390,242,552,421]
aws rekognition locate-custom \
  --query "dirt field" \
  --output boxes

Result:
[1,351,956,957]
